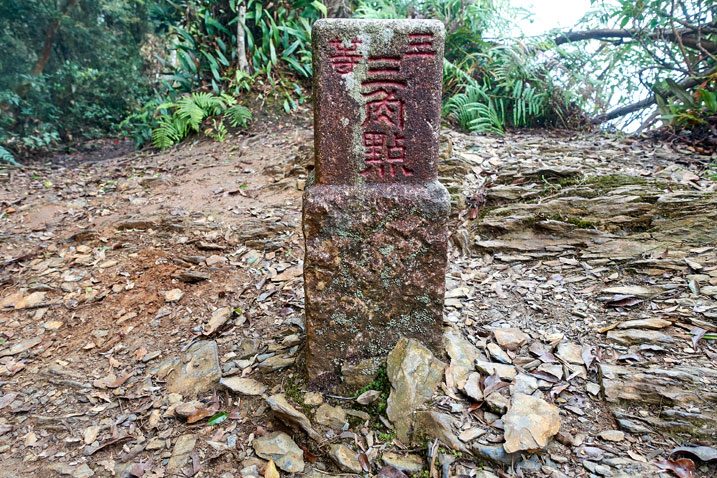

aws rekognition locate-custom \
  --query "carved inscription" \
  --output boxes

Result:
[326,33,439,180]
[313,19,444,185]
[329,38,362,74]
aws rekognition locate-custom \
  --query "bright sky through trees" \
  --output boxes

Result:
[512,0,593,36]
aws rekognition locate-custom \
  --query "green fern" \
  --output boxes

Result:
[150,93,252,150]
[0,146,21,166]
[174,96,206,131]
[205,119,227,142]
[225,105,252,128]
[152,117,181,150]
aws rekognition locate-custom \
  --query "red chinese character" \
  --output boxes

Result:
[367,56,401,77]
[362,88,404,129]
[360,133,412,179]
[406,33,435,58]
[329,38,362,74]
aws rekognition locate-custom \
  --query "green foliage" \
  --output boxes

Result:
[0,0,160,158]
[657,80,717,127]
[0,146,19,165]
[225,104,253,127]
[149,92,251,150]
[119,0,321,149]
[442,45,563,135]
[560,0,716,129]
[156,0,323,95]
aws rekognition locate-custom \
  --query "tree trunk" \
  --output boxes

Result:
[32,0,80,76]
[324,0,351,18]
[237,2,249,74]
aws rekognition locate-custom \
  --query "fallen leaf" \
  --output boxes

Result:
[529,370,560,383]
[377,465,408,478]
[187,408,215,424]
[298,445,319,463]
[208,412,228,425]
[129,461,153,477]
[605,295,642,308]
[689,327,706,349]
[482,371,508,396]
[107,373,132,388]
[581,346,595,369]
[670,445,717,463]
[655,458,695,478]
[265,459,280,478]
[356,389,382,405]
[628,450,647,462]
[359,452,370,472]
[85,435,132,455]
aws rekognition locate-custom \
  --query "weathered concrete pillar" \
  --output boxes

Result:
[303,19,449,387]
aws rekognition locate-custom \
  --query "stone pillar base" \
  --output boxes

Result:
[303,181,450,387]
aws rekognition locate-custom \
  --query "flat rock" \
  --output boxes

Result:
[598,430,625,442]
[606,329,675,346]
[616,318,672,330]
[266,394,321,442]
[502,393,561,453]
[461,372,483,401]
[257,354,295,372]
[205,307,232,335]
[556,342,583,364]
[414,410,467,452]
[253,432,305,473]
[14,291,47,309]
[487,343,512,364]
[329,444,362,473]
[382,452,423,473]
[485,392,509,414]
[444,329,480,387]
[220,377,267,396]
[0,336,43,357]
[459,427,486,442]
[386,338,445,443]
[166,434,197,474]
[304,391,324,406]
[165,288,184,302]
[472,443,526,467]
[166,341,221,397]
[600,364,717,438]
[510,373,539,395]
[315,403,347,430]
[72,464,94,478]
[474,360,517,380]
[493,328,529,350]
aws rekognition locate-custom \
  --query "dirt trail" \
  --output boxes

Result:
[0,120,715,478]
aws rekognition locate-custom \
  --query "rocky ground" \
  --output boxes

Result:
[0,117,715,478]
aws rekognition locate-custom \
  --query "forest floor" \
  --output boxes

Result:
[0,115,716,478]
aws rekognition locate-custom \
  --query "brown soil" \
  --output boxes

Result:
[0,116,715,478]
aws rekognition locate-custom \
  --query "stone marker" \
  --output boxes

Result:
[304,19,449,384]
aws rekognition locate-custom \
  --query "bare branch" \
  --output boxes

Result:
[593,65,716,123]
[553,28,717,53]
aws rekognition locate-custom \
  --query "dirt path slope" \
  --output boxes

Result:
[0,121,715,478]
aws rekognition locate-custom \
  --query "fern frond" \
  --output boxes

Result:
[0,146,21,166]
[176,96,205,130]
[225,105,252,128]
[152,117,181,150]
